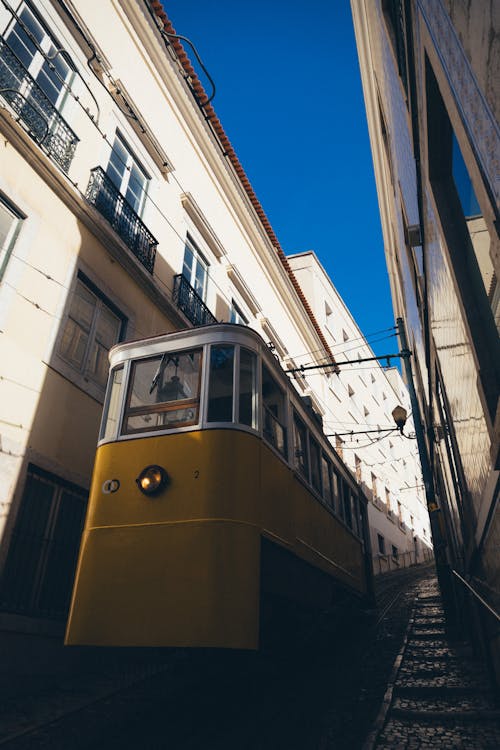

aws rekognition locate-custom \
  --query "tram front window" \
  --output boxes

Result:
[122,348,202,434]
[101,366,124,440]
[207,345,235,422]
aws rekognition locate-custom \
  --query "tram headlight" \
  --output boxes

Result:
[135,465,169,496]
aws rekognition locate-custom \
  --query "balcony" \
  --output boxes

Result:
[173,274,217,327]
[0,39,78,171]
[86,167,158,273]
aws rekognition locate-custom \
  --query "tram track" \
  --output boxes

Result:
[0,564,437,749]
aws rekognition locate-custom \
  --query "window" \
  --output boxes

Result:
[397,500,402,520]
[0,465,87,619]
[123,347,202,434]
[230,300,248,325]
[363,406,370,417]
[59,274,125,389]
[341,481,352,527]
[348,384,355,397]
[321,455,335,508]
[342,329,349,342]
[207,345,234,423]
[100,366,124,441]
[392,545,399,560]
[325,301,333,331]
[385,487,391,507]
[106,133,149,216]
[182,235,208,300]
[377,534,386,555]
[309,436,322,493]
[382,0,408,98]
[371,473,378,499]
[2,3,74,109]
[427,57,499,383]
[351,493,360,536]
[355,454,362,483]
[239,348,257,428]
[293,412,309,478]
[0,195,23,281]
[262,365,287,456]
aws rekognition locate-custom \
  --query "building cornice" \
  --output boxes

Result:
[132,0,335,363]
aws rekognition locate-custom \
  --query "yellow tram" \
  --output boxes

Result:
[66,324,373,650]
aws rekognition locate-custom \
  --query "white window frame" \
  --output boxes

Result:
[0,194,24,281]
[106,131,149,217]
[3,2,74,112]
[182,235,209,301]
[230,300,248,325]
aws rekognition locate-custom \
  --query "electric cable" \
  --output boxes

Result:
[1,5,418,470]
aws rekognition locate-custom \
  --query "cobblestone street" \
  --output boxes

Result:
[1,563,497,749]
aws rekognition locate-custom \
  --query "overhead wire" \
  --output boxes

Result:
[1,3,419,489]
[1,2,400,367]
[285,326,398,364]
[1,2,402,379]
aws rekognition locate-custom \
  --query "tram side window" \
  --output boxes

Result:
[293,412,309,479]
[331,470,339,515]
[351,493,361,536]
[122,348,202,433]
[239,348,257,428]
[101,365,124,440]
[310,437,322,494]
[341,481,353,528]
[262,365,287,456]
[321,455,334,508]
[207,346,235,422]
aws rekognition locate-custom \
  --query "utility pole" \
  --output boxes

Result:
[396,318,456,626]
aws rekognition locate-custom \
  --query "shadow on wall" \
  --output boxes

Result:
[0,218,182,683]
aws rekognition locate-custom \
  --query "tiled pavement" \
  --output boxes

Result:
[373,579,500,749]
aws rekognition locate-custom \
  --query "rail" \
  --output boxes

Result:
[0,38,78,171]
[452,569,500,623]
[172,273,217,326]
[86,167,158,273]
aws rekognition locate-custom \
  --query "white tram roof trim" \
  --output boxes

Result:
[108,323,267,367]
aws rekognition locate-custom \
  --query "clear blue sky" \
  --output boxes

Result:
[165,1,395,355]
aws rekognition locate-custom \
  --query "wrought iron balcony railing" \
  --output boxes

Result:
[173,274,217,327]
[0,38,78,171]
[86,167,158,273]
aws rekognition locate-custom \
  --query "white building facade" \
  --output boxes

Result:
[0,0,341,665]
[288,252,433,573]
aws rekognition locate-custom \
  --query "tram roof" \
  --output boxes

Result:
[109,323,275,365]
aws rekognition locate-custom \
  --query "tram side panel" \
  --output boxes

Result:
[258,441,367,608]
[66,429,263,649]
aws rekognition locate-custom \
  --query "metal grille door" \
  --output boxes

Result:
[0,466,87,620]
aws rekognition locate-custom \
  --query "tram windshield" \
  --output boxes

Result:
[122,348,202,434]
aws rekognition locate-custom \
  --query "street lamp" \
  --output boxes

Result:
[392,405,408,433]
